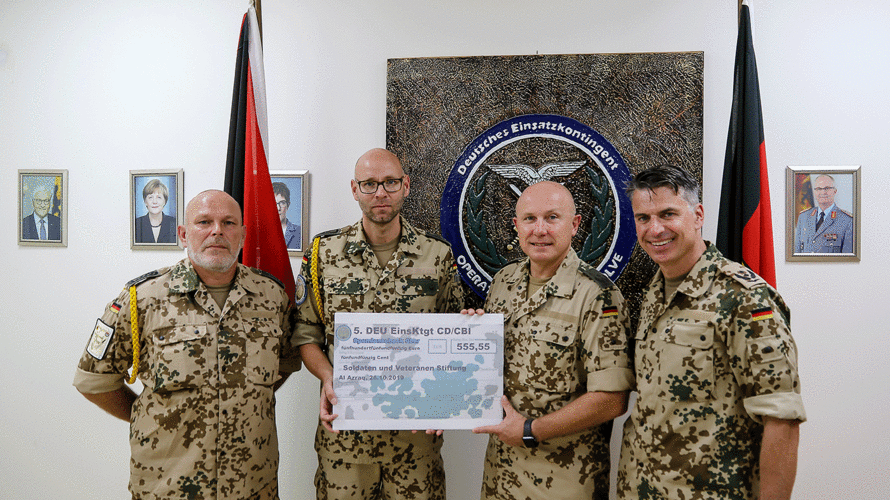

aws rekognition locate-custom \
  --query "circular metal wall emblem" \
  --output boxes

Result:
[440,114,636,298]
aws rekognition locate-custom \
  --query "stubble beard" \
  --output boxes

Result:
[188,239,239,273]
[363,197,403,226]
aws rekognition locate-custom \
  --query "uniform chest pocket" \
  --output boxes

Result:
[245,319,282,387]
[393,275,439,312]
[152,325,208,393]
[397,275,439,296]
[324,274,370,295]
[657,321,715,402]
[524,319,579,394]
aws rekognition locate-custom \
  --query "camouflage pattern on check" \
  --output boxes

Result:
[618,244,806,499]
[313,455,445,500]
[481,249,633,500]
[73,258,298,500]
[293,217,463,495]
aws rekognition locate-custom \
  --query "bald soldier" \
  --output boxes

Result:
[295,148,463,500]
[468,181,632,500]
[74,190,300,499]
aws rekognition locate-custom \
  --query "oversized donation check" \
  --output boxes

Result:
[332,312,504,430]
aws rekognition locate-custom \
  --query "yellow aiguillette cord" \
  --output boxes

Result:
[311,236,325,326]
[127,285,140,384]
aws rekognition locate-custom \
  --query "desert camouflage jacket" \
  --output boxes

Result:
[74,258,298,500]
[481,249,632,499]
[294,217,463,464]
[618,244,806,500]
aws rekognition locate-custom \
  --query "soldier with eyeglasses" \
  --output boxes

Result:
[294,148,463,500]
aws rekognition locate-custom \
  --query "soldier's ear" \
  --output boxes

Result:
[350,179,360,201]
[571,214,582,235]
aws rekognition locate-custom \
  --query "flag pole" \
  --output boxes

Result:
[250,0,263,43]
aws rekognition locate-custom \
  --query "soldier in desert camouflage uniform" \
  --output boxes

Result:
[469,181,632,500]
[73,190,300,500]
[295,148,462,500]
[619,165,806,500]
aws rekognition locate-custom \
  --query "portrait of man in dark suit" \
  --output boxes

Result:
[21,184,61,241]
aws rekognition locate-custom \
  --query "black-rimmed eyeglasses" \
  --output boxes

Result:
[356,177,404,194]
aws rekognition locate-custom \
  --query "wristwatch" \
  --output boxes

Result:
[522,418,539,448]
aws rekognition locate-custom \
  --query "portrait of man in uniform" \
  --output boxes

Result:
[786,167,860,261]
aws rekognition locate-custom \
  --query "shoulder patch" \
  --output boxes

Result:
[839,208,853,218]
[799,207,815,215]
[87,319,114,360]
[720,262,767,289]
[125,269,161,288]
[421,230,449,246]
[312,228,342,241]
[578,261,615,289]
[294,274,308,305]
[250,267,285,289]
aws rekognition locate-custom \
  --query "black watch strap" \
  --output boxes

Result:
[522,418,539,448]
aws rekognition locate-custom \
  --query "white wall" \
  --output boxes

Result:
[1,1,887,499]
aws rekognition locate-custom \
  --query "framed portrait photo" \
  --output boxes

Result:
[130,169,184,250]
[18,169,68,247]
[786,166,860,262]
[270,170,309,255]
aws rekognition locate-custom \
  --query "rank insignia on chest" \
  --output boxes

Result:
[87,319,114,360]
[751,307,773,322]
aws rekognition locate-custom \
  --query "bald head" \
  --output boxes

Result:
[513,181,581,278]
[354,148,405,179]
[185,190,242,226]
[351,148,410,233]
[516,181,577,218]
[178,190,245,279]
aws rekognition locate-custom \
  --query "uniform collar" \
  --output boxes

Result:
[343,215,424,259]
[818,203,836,217]
[649,241,722,301]
[166,258,258,295]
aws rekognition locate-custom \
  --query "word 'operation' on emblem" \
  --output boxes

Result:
[440,114,636,298]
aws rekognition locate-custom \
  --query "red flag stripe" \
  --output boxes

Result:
[227,7,296,302]
[741,142,776,286]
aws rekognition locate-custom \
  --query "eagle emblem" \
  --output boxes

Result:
[487,161,586,196]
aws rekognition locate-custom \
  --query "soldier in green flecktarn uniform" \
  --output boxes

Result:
[619,165,806,500]
[294,149,463,500]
